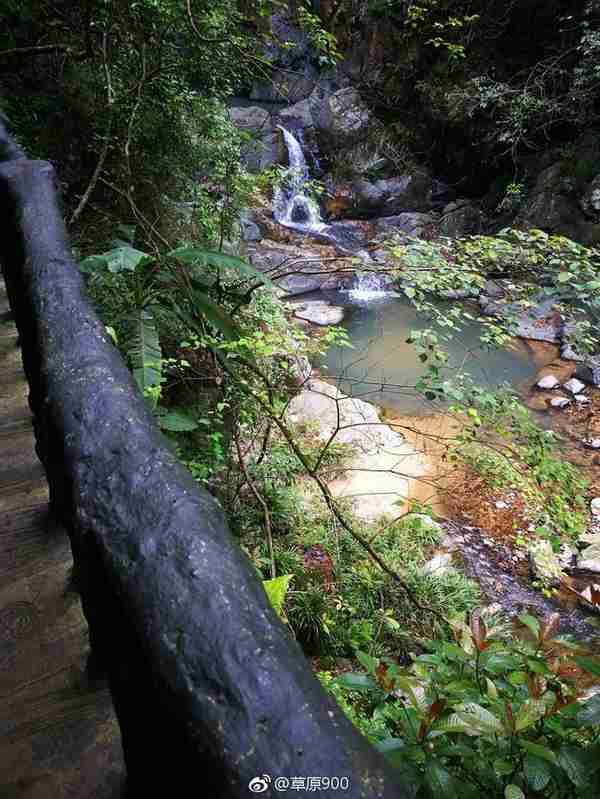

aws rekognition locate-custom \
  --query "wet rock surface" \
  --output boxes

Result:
[443,524,600,640]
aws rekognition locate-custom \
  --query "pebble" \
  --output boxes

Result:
[550,396,571,408]
[583,438,600,450]
[564,377,586,395]
[591,498,600,517]
[536,375,560,390]
[575,394,591,405]
[495,500,509,509]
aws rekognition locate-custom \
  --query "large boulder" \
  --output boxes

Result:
[246,240,353,294]
[279,98,314,130]
[286,379,427,520]
[576,356,600,388]
[227,106,285,172]
[439,200,482,236]
[479,290,564,344]
[310,86,372,151]
[293,300,345,326]
[580,173,600,219]
[326,173,436,219]
[250,15,319,103]
[515,163,598,244]
[374,212,437,239]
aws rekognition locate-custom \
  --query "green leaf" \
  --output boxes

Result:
[79,254,110,273]
[334,672,378,693]
[518,614,540,639]
[81,245,151,274]
[557,745,593,787]
[175,290,240,340]
[356,651,378,674]
[157,410,199,432]
[575,656,600,677]
[127,309,162,394]
[520,740,557,764]
[105,325,118,345]
[557,271,573,283]
[493,758,514,776]
[263,574,293,618]
[454,703,504,735]
[514,699,547,731]
[167,247,277,289]
[577,693,600,726]
[524,754,551,791]
[504,785,525,799]
[425,760,454,798]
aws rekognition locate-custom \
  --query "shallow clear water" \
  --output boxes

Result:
[316,291,552,416]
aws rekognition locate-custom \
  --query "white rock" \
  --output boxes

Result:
[575,394,592,405]
[584,439,600,450]
[293,301,345,326]
[563,378,586,395]
[287,379,428,521]
[537,375,560,390]
[577,558,600,574]
[422,552,453,575]
[591,498,600,516]
[557,544,576,568]
[495,500,509,510]
[550,396,571,408]
[528,539,565,586]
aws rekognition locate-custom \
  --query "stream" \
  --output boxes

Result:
[276,127,600,644]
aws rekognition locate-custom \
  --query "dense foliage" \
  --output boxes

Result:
[3,0,600,790]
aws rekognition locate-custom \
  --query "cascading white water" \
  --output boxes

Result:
[347,271,390,301]
[275,124,389,296]
[274,126,326,233]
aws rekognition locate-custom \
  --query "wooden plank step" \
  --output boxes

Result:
[0,413,33,436]
[0,462,46,492]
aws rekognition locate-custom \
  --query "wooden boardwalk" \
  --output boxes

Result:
[0,280,125,798]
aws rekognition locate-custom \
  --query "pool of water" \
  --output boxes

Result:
[312,291,554,416]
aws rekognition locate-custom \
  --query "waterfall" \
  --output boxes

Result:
[347,271,390,301]
[274,125,390,297]
[274,126,326,234]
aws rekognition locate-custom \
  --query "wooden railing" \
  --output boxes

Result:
[0,121,404,797]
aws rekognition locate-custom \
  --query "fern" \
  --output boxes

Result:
[127,309,162,395]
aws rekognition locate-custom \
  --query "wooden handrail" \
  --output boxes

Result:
[0,120,405,798]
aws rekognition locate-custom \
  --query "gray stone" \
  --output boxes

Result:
[374,212,436,239]
[279,99,314,129]
[591,498,600,516]
[439,200,482,236]
[563,377,586,395]
[550,396,571,408]
[330,173,436,220]
[239,211,262,242]
[577,542,600,573]
[249,14,320,103]
[584,439,600,450]
[515,163,599,244]
[227,106,285,172]
[557,544,577,569]
[575,394,592,405]
[537,375,560,390]
[246,241,354,294]
[580,173,600,218]
[293,301,345,326]
[479,294,563,343]
[310,87,371,150]
[576,357,600,388]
